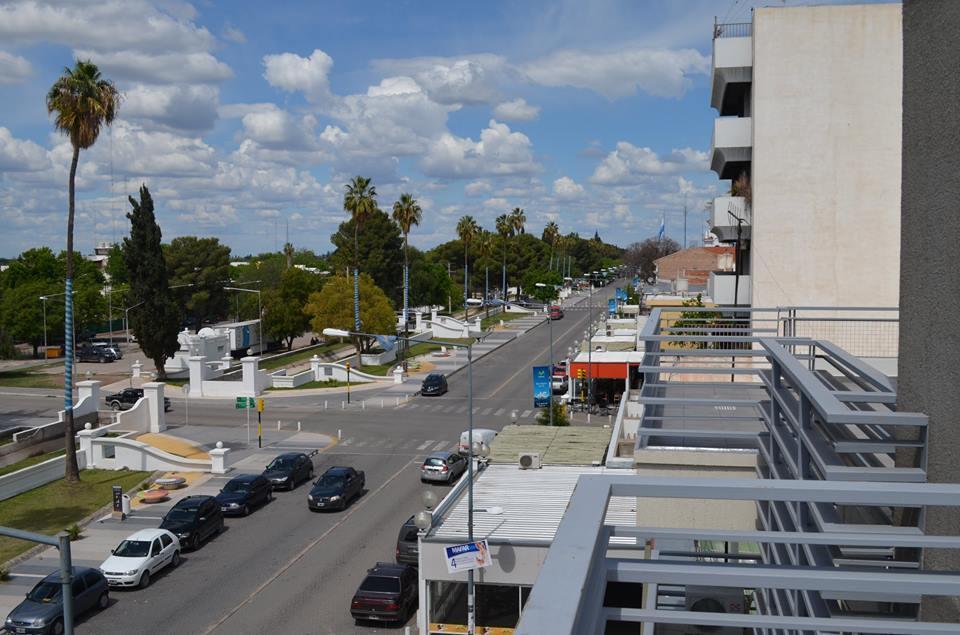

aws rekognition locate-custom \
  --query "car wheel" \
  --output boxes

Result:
[191,535,200,551]
[51,619,64,635]
[308,468,314,481]
[110,401,121,411]
[242,504,250,516]
[267,491,274,503]
[218,518,225,534]
[171,551,181,567]
[97,591,110,610]
[139,570,151,589]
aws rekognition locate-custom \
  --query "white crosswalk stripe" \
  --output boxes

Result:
[521,409,532,418]
[442,405,457,413]
[340,438,354,446]
[455,406,467,413]
[432,441,448,451]
[494,408,504,416]
[354,441,368,447]
[480,407,492,415]
[417,440,434,450]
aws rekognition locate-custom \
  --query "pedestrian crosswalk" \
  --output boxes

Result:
[394,402,538,419]
[335,436,458,453]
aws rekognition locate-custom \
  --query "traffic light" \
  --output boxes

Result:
[576,368,586,380]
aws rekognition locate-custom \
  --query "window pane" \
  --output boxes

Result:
[429,580,467,626]
[475,584,521,628]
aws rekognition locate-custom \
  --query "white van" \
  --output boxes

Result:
[458,428,498,455]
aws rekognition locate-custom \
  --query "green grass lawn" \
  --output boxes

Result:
[480,311,530,330]
[0,449,67,478]
[161,377,188,387]
[259,342,348,371]
[0,469,151,565]
[266,378,365,391]
[0,369,63,389]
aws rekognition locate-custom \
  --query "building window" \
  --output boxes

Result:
[429,581,531,631]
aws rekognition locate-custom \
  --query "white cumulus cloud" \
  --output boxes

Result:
[0,127,51,172]
[263,49,334,104]
[420,120,540,179]
[590,142,708,184]
[123,84,220,133]
[372,54,510,105]
[0,51,32,84]
[493,98,540,122]
[553,176,585,199]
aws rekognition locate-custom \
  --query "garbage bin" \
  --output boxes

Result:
[121,494,131,516]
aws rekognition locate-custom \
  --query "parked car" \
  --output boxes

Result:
[262,452,314,490]
[104,387,172,412]
[551,375,566,394]
[76,344,115,364]
[420,451,467,483]
[458,428,498,456]
[549,305,564,320]
[420,373,448,396]
[350,562,418,624]
[158,495,224,551]
[215,474,272,516]
[92,341,122,360]
[99,528,180,589]
[307,466,365,511]
[395,516,419,566]
[4,567,109,635]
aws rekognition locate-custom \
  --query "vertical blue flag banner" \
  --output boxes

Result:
[658,216,665,242]
[353,267,361,331]
[63,277,74,410]
[374,335,397,352]
[608,298,617,315]
[403,264,409,329]
[533,365,551,408]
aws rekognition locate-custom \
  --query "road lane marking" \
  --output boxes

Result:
[494,408,504,416]
[432,441,448,451]
[417,440,434,450]
[199,458,417,635]
[521,409,532,418]
[480,407,492,415]
[340,438,353,446]
[354,441,368,447]
[456,406,467,413]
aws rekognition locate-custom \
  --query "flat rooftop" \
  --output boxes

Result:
[487,425,611,466]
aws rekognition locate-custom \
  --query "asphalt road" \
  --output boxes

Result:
[0,283,617,634]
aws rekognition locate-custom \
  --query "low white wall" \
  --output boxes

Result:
[87,436,215,472]
[114,397,150,433]
[0,452,89,502]
[199,379,246,397]
[12,381,100,443]
[361,347,397,366]
[504,304,533,314]
[272,369,315,389]
[605,387,634,469]
[310,361,383,383]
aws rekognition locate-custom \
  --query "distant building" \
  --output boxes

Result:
[86,241,113,273]
[653,246,734,287]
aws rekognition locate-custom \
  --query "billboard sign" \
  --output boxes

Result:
[444,540,492,574]
[532,365,551,408]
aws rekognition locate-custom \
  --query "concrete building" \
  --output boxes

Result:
[654,246,734,287]
[709,4,902,309]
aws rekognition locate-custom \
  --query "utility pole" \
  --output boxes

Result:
[683,194,688,250]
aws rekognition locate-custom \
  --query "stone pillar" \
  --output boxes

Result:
[188,356,206,397]
[241,356,261,396]
[131,360,142,378]
[415,311,423,332]
[431,308,438,323]
[77,380,101,405]
[220,356,232,371]
[393,367,404,384]
[142,382,166,433]
[77,424,96,468]
[209,441,230,475]
[310,355,322,381]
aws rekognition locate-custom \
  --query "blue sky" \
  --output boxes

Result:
[0,0,776,257]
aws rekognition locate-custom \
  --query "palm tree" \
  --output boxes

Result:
[456,215,479,319]
[392,193,422,341]
[477,230,494,319]
[46,59,120,484]
[343,176,378,365]
[542,221,560,269]
[283,242,295,269]
[510,208,526,296]
[495,214,513,301]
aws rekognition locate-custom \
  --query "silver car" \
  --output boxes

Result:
[420,451,467,483]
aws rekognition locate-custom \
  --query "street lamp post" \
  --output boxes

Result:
[323,326,477,633]
[39,291,74,359]
[225,284,263,355]
[535,283,558,426]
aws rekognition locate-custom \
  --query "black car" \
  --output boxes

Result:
[4,567,109,635]
[307,466,365,511]
[77,345,116,364]
[350,562,418,624]
[159,495,224,550]
[215,474,272,516]
[420,373,448,396]
[104,388,172,412]
[262,452,314,490]
[395,516,419,566]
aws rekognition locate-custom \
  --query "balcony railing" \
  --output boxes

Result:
[714,21,752,39]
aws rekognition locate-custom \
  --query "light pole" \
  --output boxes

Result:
[225,284,263,355]
[123,301,144,344]
[324,326,477,633]
[39,291,74,359]
[536,283,558,426]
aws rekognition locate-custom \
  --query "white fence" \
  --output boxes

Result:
[0,452,89,502]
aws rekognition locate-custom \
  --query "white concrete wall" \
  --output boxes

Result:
[86,436,214,472]
[0,452,88,502]
[272,369,315,389]
[751,4,902,308]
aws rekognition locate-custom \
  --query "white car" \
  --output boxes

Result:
[99,528,181,589]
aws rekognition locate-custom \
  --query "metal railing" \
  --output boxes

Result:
[714,21,752,39]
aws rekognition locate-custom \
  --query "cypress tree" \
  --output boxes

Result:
[123,185,180,378]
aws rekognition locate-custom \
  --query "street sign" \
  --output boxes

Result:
[532,366,551,408]
[235,397,256,409]
[444,539,492,574]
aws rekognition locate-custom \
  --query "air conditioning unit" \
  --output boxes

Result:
[518,452,541,470]
[671,586,744,635]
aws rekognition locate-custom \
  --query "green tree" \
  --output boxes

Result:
[477,229,494,318]
[624,237,680,281]
[456,216,479,319]
[1,280,53,358]
[123,186,180,379]
[165,236,232,329]
[523,268,563,304]
[536,401,569,426]
[495,213,513,301]
[263,267,323,350]
[46,59,120,483]
[542,221,560,270]
[330,208,403,305]
[408,250,452,309]
[105,243,128,285]
[1,247,60,288]
[304,273,394,365]
[392,193,422,333]
[343,176,378,332]
[510,208,527,296]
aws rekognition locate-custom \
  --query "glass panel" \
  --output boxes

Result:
[429,580,467,626]
[475,584,521,628]
[359,576,400,593]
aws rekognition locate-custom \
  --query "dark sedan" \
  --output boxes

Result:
[307,466,365,511]
[215,474,273,516]
[4,567,109,635]
[420,373,448,396]
[262,452,315,490]
[351,562,418,624]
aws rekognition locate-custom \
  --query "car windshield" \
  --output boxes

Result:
[316,474,344,487]
[27,581,61,603]
[165,507,198,521]
[222,481,250,493]
[267,457,294,470]
[359,575,400,593]
[424,457,446,466]
[425,376,442,384]
[113,540,150,557]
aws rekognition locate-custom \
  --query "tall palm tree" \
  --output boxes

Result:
[456,215,479,319]
[542,221,560,269]
[510,208,526,296]
[46,59,120,483]
[477,230,494,319]
[391,193,422,337]
[283,241,295,269]
[343,176,377,364]
[495,213,513,301]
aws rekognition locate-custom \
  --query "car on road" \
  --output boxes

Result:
[458,428,498,456]
[159,495,224,551]
[76,344,116,364]
[99,528,181,589]
[262,452,314,490]
[92,341,123,360]
[551,374,566,394]
[350,562,418,624]
[307,466,365,511]
[104,387,172,412]
[395,516,419,566]
[4,567,109,635]
[420,451,467,483]
[420,373,448,396]
[549,305,564,320]
[215,474,273,516]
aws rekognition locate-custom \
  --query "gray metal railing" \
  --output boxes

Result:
[714,21,752,39]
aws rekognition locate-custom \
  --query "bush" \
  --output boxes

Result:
[65,523,83,541]
[536,401,569,426]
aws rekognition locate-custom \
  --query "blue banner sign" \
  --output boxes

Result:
[608,298,617,315]
[532,365,551,408]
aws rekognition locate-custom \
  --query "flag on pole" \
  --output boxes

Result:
[657,216,665,242]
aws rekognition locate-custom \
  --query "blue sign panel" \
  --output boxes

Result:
[532,365,551,408]
[608,298,617,315]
